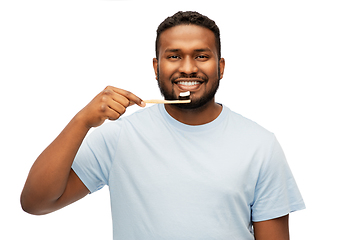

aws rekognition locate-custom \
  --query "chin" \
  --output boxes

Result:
[173,96,215,110]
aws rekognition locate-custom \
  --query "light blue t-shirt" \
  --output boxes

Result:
[72,104,305,240]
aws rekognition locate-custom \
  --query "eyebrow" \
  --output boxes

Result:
[165,49,181,53]
[194,48,212,52]
[164,48,212,53]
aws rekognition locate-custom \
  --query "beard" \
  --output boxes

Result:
[156,66,220,110]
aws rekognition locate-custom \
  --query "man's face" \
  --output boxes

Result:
[153,24,225,109]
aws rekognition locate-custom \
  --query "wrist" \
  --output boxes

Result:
[72,112,93,132]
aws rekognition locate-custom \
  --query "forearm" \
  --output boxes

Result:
[21,114,90,213]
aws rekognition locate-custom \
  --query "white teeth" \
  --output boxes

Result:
[177,81,200,86]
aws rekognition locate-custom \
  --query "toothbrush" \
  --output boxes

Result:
[144,91,191,104]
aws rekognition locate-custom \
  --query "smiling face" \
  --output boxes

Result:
[153,24,225,109]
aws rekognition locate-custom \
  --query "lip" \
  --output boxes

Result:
[173,78,205,84]
[174,79,203,91]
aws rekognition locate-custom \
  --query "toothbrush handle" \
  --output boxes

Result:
[144,99,191,104]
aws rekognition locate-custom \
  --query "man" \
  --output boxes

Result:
[21,11,305,240]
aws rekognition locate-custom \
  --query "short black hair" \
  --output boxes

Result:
[155,11,221,59]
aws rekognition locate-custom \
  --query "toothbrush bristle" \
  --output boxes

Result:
[179,91,190,97]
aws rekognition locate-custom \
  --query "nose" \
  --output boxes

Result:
[178,56,198,75]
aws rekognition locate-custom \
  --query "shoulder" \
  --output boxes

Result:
[95,105,161,130]
[121,104,162,124]
[224,106,275,142]
[87,105,163,141]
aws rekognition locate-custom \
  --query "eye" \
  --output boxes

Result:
[195,55,209,61]
[167,55,180,60]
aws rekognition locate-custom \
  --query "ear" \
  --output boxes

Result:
[153,58,158,80]
[219,58,225,79]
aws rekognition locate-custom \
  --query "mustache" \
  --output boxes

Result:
[171,73,208,82]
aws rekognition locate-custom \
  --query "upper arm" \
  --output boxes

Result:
[47,169,90,214]
[253,214,289,240]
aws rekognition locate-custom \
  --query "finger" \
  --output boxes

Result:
[110,87,145,107]
[101,106,121,121]
[97,91,126,118]
[107,107,122,120]
[128,100,137,107]
[107,97,127,115]
[109,92,132,108]
[102,100,129,120]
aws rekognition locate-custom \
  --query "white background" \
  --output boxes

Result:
[1,0,359,239]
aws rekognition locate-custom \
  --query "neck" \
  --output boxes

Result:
[164,99,222,126]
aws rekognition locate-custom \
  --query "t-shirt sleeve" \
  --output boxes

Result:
[71,122,119,193]
[251,136,305,222]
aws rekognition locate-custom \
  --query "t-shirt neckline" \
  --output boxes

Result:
[158,103,228,132]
